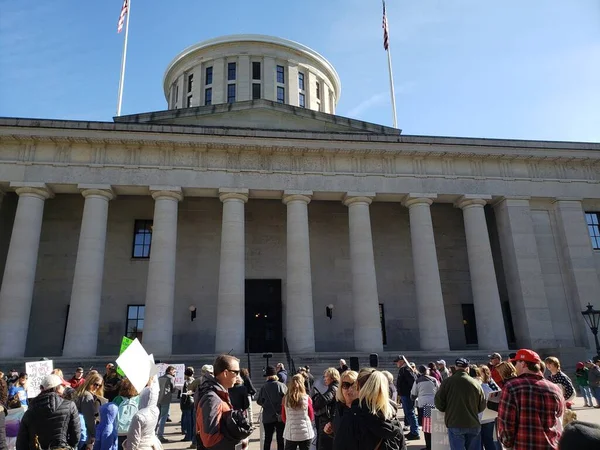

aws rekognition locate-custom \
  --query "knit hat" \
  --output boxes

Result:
[41,374,62,391]
[418,365,428,374]
[559,421,600,450]
[265,366,277,377]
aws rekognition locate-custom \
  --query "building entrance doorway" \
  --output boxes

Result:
[245,279,283,353]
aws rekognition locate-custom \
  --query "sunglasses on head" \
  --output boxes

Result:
[341,381,354,389]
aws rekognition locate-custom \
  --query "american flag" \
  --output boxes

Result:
[422,404,433,434]
[382,0,389,50]
[117,0,129,33]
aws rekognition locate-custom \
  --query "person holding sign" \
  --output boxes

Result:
[7,374,28,408]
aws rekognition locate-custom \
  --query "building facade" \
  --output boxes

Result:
[0,36,599,360]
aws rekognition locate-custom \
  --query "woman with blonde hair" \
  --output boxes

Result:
[333,370,404,450]
[281,374,314,450]
[312,367,339,450]
[495,361,517,383]
[75,372,107,450]
[323,370,358,438]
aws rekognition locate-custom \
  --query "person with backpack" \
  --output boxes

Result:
[179,367,195,445]
[112,379,139,450]
[93,403,118,450]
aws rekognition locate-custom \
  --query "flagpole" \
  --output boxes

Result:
[116,0,131,117]
[383,0,398,128]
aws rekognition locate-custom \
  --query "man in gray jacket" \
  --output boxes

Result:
[157,366,176,443]
[257,366,287,450]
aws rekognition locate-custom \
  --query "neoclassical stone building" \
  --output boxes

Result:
[0,35,599,360]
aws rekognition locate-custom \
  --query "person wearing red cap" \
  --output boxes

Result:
[497,349,565,450]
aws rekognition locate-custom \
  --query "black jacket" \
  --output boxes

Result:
[228,384,250,411]
[332,401,350,436]
[16,390,80,450]
[333,400,405,450]
[396,366,416,398]
[241,374,256,397]
[313,381,339,418]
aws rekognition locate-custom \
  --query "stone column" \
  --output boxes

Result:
[0,183,52,357]
[343,193,383,352]
[215,188,248,354]
[493,197,555,348]
[63,186,115,357]
[283,191,315,353]
[403,194,450,351]
[142,187,182,355]
[553,199,600,349]
[456,195,508,350]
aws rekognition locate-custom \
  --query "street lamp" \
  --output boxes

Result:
[581,303,600,356]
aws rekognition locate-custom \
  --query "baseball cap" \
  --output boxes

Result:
[576,362,585,369]
[76,367,84,372]
[41,374,63,391]
[455,358,470,368]
[513,349,542,364]
[488,353,502,360]
[436,359,446,366]
[392,354,405,362]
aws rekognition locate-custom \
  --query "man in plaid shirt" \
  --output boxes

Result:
[497,349,565,450]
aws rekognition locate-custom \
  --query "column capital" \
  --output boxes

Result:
[219,188,249,203]
[79,184,115,201]
[343,192,375,207]
[11,182,53,200]
[283,190,312,205]
[402,193,437,208]
[455,194,491,210]
[150,186,183,202]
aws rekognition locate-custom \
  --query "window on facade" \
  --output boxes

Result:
[379,304,387,345]
[277,86,285,103]
[298,72,305,90]
[171,83,177,106]
[316,82,321,100]
[586,212,600,249]
[299,93,305,108]
[205,88,212,106]
[462,304,478,345]
[205,66,213,85]
[228,62,237,81]
[252,62,261,80]
[186,96,192,108]
[126,305,145,341]
[276,65,285,84]
[132,220,152,258]
[187,74,194,93]
[227,84,236,103]
[252,83,261,100]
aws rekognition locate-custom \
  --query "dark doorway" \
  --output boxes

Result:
[462,304,478,346]
[245,279,283,353]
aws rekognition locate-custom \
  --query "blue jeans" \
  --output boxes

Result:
[580,385,594,405]
[157,403,170,437]
[592,386,600,406]
[480,422,496,450]
[400,395,419,436]
[182,409,194,440]
[447,427,481,450]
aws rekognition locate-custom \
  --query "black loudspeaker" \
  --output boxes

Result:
[369,353,379,368]
[349,357,360,371]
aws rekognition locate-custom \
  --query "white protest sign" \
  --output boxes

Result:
[156,363,186,387]
[25,360,53,398]
[431,409,450,450]
[115,338,155,394]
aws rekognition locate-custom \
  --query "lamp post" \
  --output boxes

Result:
[581,303,600,357]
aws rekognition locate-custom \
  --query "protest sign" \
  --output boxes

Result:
[115,338,155,394]
[117,336,134,377]
[25,360,53,398]
[156,363,186,387]
[431,409,450,450]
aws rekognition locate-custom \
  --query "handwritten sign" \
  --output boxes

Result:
[25,360,53,399]
[431,409,450,450]
[117,336,134,377]
[156,363,186,387]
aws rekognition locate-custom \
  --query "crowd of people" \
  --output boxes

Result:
[0,350,599,450]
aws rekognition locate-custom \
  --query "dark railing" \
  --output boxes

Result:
[283,338,296,375]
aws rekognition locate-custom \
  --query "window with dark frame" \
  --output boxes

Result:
[228,62,237,81]
[252,83,261,100]
[205,88,212,106]
[227,84,236,103]
[298,72,305,90]
[132,220,152,258]
[187,74,194,93]
[186,96,192,108]
[586,212,600,249]
[379,303,387,345]
[126,305,145,341]
[205,66,213,85]
[252,62,261,80]
[171,83,177,105]
[277,86,285,103]
[316,82,321,100]
[299,93,305,108]
[276,65,285,83]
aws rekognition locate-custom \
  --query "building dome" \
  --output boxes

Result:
[163,34,341,114]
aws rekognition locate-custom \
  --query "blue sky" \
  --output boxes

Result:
[1,0,599,142]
